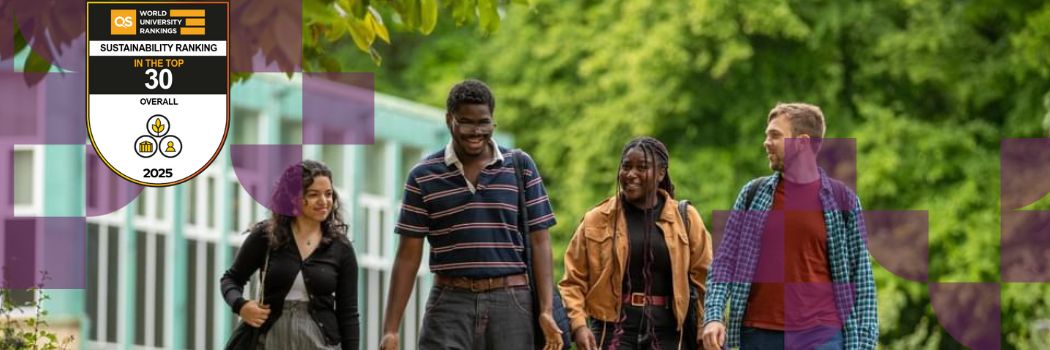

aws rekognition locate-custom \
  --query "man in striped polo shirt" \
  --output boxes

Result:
[380,80,564,350]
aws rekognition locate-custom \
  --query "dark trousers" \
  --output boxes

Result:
[590,306,680,350]
[418,285,535,350]
[740,326,844,350]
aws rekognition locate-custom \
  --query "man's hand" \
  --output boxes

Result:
[702,322,726,350]
[379,332,399,350]
[539,311,564,350]
[572,327,597,350]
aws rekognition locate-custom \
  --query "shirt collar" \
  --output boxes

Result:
[444,138,504,168]
[772,168,832,196]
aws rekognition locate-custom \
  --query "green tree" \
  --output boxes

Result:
[2,0,525,83]
[416,0,1050,347]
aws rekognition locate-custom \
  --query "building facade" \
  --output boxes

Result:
[3,71,511,349]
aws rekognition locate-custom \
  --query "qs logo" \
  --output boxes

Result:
[110,9,135,35]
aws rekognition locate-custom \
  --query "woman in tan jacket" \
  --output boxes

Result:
[560,137,713,350]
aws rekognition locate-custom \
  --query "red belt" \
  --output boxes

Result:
[623,293,669,307]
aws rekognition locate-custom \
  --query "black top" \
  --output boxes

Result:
[220,222,360,349]
[622,195,672,297]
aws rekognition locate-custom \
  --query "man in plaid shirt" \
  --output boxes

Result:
[701,103,878,349]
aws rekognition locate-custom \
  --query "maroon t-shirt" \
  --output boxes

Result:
[743,178,842,331]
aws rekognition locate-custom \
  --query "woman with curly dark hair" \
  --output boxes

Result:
[221,160,360,349]
[560,137,713,350]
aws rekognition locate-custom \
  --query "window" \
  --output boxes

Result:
[86,223,121,343]
[232,107,261,145]
[186,239,218,350]
[12,149,34,207]
[231,180,241,233]
[3,219,36,309]
[133,231,167,347]
[280,119,302,145]
[399,146,424,199]
[321,145,345,189]
[187,180,198,225]
[134,231,146,346]
[155,189,166,221]
[363,141,386,196]
[207,177,216,229]
[136,192,148,218]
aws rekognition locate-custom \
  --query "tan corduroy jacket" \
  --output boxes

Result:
[559,190,713,335]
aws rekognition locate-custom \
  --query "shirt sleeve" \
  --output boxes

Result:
[394,171,430,237]
[519,151,557,233]
[847,194,879,349]
[219,224,268,315]
[703,178,757,325]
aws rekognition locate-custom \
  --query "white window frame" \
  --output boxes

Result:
[11,145,43,217]
[184,167,226,350]
[85,212,128,349]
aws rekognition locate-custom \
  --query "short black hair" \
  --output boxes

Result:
[446,79,495,115]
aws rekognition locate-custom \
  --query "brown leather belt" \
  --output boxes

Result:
[623,292,669,307]
[435,273,530,292]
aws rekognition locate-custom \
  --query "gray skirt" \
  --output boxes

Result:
[260,300,340,350]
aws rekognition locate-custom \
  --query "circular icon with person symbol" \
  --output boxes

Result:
[159,135,182,158]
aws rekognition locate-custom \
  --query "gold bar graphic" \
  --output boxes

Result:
[180,27,206,35]
[185,18,206,26]
[170,9,205,17]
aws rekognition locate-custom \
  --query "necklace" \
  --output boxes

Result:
[294,227,316,247]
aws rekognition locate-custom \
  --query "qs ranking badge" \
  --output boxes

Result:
[86,0,229,186]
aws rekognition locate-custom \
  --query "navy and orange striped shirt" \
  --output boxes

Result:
[395,144,557,278]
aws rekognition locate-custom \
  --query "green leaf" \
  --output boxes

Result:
[420,0,438,34]
[8,23,28,61]
[347,13,376,52]
[304,0,341,24]
[350,0,369,19]
[368,46,382,66]
[478,0,500,33]
[23,48,52,86]
[368,7,391,44]
[325,21,349,42]
[451,0,475,26]
[394,0,420,29]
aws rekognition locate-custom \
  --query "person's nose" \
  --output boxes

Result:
[626,168,640,181]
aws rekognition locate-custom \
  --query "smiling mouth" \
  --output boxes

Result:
[465,136,486,146]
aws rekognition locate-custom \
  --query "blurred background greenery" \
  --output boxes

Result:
[306,0,1050,348]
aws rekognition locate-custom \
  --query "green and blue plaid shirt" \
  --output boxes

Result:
[703,170,878,349]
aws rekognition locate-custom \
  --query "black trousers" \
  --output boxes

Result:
[590,305,680,350]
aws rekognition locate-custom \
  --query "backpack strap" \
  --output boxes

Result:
[743,176,770,210]
[677,199,691,237]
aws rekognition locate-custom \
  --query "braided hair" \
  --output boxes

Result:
[608,137,674,349]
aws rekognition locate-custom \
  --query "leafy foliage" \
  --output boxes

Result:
[339,1,1050,346]
[0,272,75,350]
[447,0,1048,347]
